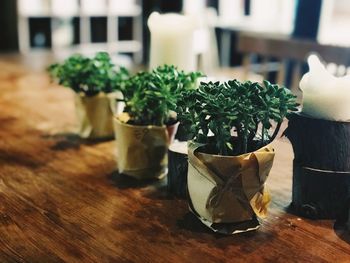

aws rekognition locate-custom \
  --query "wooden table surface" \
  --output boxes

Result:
[0,57,349,263]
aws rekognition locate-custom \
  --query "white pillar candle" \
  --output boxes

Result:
[148,12,196,71]
[300,54,350,121]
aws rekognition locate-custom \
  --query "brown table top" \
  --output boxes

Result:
[0,57,349,263]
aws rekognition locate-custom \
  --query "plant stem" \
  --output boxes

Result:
[236,123,243,154]
[248,122,258,146]
[261,124,265,147]
[243,132,248,153]
[243,120,250,153]
[270,121,282,142]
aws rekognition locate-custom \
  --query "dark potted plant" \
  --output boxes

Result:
[48,52,129,139]
[177,80,298,234]
[114,65,202,179]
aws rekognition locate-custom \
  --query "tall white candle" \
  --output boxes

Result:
[148,12,196,71]
[300,54,350,121]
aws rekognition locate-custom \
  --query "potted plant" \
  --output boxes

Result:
[177,80,298,234]
[114,65,202,179]
[48,52,129,139]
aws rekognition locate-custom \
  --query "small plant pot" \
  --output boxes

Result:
[167,141,188,198]
[187,141,275,235]
[113,113,178,179]
[75,92,122,139]
[285,112,350,219]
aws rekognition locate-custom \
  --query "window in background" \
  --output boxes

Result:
[51,0,79,48]
[217,0,296,35]
[18,0,50,51]
[218,0,244,25]
[216,0,297,67]
[18,0,50,17]
[318,0,350,46]
[17,0,143,64]
[29,18,51,48]
[183,0,220,72]
[250,0,295,34]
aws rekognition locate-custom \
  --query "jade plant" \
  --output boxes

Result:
[121,65,202,126]
[177,80,298,156]
[47,52,129,96]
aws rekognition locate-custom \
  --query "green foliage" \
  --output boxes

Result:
[177,80,298,156]
[47,52,129,96]
[122,65,203,126]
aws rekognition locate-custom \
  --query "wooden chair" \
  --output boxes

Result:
[237,32,350,96]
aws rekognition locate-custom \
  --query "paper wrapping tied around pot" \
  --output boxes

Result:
[187,141,275,234]
[75,92,123,139]
[114,113,178,179]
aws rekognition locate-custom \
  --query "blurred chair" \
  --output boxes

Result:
[237,32,350,96]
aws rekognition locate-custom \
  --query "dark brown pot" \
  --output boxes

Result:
[167,141,188,199]
[285,112,350,219]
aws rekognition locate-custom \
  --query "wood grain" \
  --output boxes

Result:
[0,57,349,262]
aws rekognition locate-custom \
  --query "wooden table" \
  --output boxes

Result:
[0,57,349,262]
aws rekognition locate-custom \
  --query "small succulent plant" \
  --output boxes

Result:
[121,65,203,126]
[48,52,129,96]
[177,80,298,155]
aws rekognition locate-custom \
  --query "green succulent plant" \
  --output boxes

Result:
[177,80,298,156]
[47,52,129,96]
[122,65,203,126]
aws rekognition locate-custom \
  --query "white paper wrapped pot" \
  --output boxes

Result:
[75,92,120,139]
[187,141,274,233]
[113,113,178,179]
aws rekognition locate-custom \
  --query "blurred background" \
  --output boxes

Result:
[0,0,349,74]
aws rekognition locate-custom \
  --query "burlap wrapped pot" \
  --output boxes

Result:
[114,113,178,179]
[75,92,122,139]
[187,141,275,234]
